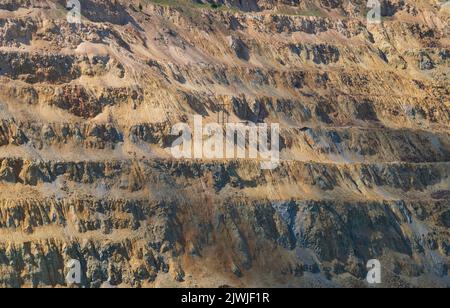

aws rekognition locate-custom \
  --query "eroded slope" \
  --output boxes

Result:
[0,0,448,287]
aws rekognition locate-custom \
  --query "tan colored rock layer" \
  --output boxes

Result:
[0,0,448,287]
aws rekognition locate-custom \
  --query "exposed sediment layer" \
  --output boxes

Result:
[0,0,448,287]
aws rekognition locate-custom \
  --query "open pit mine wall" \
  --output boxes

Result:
[0,0,449,287]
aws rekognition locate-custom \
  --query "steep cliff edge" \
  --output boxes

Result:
[0,0,448,287]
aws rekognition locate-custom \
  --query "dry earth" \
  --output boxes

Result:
[0,0,448,288]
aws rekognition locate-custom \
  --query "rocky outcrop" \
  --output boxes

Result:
[0,120,123,149]
[0,197,448,287]
[0,0,448,288]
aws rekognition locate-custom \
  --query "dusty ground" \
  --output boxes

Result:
[0,0,448,287]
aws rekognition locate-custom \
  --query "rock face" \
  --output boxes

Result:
[0,0,448,288]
